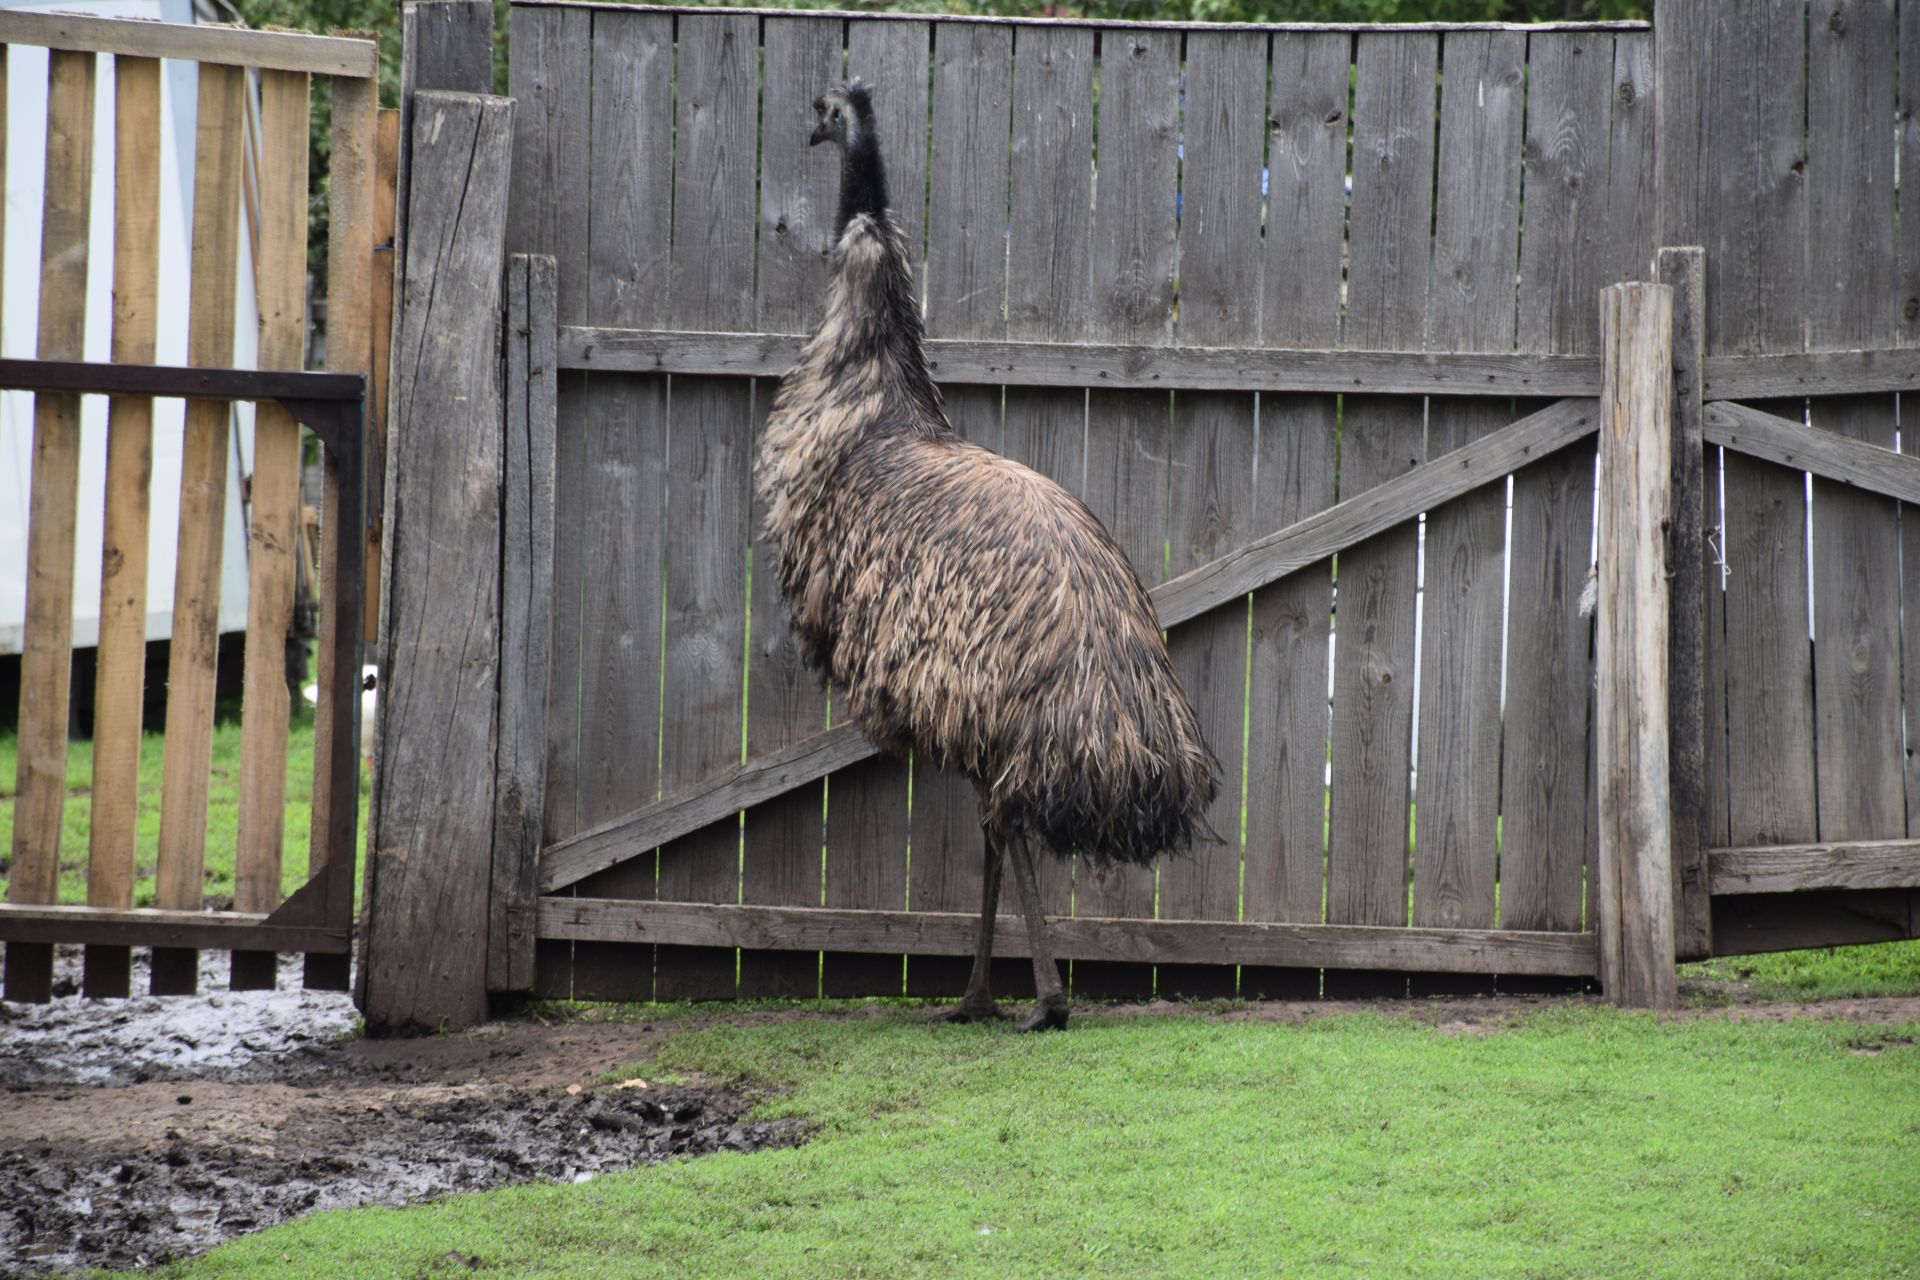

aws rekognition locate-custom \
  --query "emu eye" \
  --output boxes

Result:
[831,107,842,121]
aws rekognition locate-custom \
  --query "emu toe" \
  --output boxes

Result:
[1015,994,1069,1033]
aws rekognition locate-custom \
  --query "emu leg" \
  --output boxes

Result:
[1007,837,1069,1032]
[931,830,1010,1022]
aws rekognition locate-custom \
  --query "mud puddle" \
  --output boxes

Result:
[1,949,799,1276]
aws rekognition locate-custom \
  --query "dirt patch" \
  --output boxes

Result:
[0,950,800,1277]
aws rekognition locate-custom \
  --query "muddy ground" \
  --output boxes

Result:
[0,950,800,1276]
[4,950,1916,1277]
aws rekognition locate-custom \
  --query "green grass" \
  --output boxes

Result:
[155,1005,1919,1279]
[1682,939,1920,1002]
[0,716,364,909]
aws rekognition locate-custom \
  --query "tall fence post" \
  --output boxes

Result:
[1596,282,1679,1010]
[1657,246,1712,962]
[361,89,516,1033]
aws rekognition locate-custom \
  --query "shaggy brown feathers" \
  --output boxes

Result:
[757,187,1218,868]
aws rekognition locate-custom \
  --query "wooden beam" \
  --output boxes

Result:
[1703,346,1920,399]
[0,10,378,78]
[1708,840,1920,895]
[0,904,350,954]
[1152,397,1597,627]
[1703,399,1920,506]
[362,91,516,1034]
[560,326,1604,396]
[537,395,1600,892]
[537,898,1599,977]
[539,722,879,892]
[510,2,1646,34]
[1659,247,1712,962]
[1595,282,1677,1011]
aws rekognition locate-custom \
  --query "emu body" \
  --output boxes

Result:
[759,83,1218,1029]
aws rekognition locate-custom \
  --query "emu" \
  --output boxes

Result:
[757,81,1219,1031]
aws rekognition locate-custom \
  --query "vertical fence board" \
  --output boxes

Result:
[901,22,1014,1000]
[5,48,94,1004]
[740,14,843,1000]
[364,91,513,1032]
[365,105,399,650]
[1903,3,1920,843]
[564,8,675,1002]
[1072,26,1179,1000]
[817,21,930,998]
[1001,23,1094,963]
[652,12,759,1001]
[1410,32,1524,998]
[1240,31,1347,1000]
[1158,29,1266,1000]
[493,252,558,994]
[83,54,161,1000]
[1806,0,1904,846]
[153,62,245,996]
[313,68,375,995]
[1323,32,1436,998]
[232,68,312,992]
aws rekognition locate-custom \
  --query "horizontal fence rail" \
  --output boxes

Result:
[0,10,380,77]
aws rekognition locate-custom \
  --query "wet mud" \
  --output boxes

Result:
[0,950,799,1276]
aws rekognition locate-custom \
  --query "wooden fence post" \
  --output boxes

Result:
[361,89,515,1032]
[1657,246,1713,962]
[1597,282,1678,1010]
[491,253,558,994]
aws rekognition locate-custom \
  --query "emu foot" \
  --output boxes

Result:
[1015,994,1069,1033]
[931,996,1010,1024]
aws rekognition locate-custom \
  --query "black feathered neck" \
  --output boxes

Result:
[835,129,888,241]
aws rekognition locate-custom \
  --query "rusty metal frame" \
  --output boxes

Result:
[0,358,367,958]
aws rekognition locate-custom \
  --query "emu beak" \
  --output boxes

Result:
[808,121,830,146]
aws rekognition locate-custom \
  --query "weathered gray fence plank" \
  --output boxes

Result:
[1701,403,1920,508]
[364,91,514,1032]
[1324,33,1436,997]
[1659,247,1712,961]
[538,899,1599,977]
[1709,840,1920,895]
[563,7,676,1003]
[1157,27,1267,1000]
[817,20,931,998]
[1240,30,1347,1001]
[1595,282,1676,1010]
[651,10,759,1002]
[1904,1,1920,900]
[1412,31,1523,987]
[1072,25,1179,998]
[993,22,1095,982]
[740,13,843,1000]
[492,253,558,994]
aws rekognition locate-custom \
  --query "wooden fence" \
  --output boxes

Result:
[0,13,381,1002]
[363,0,1920,1028]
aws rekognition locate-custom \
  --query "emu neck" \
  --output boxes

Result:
[835,132,888,240]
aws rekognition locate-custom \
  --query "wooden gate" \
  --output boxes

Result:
[498,6,1669,1004]
[0,13,380,1001]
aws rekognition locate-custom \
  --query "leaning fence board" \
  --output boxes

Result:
[1156,28,1266,1000]
[363,92,515,1032]
[538,899,1598,977]
[0,10,377,77]
[1708,841,1920,895]
[5,48,95,1005]
[231,68,311,992]
[1070,25,1178,999]
[650,12,758,1002]
[1412,31,1524,979]
[738,13,842,1000]
[999,22,1095,948]
[1701,402,1920,507]
[1240,29,1347,1000]
[1595,282,1676,1010]
[83,54,162,1000]
[1324,31,1436,998]
[563,7,675,1003]
[1498,30,1610,947]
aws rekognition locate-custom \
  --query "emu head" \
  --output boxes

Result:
[810,80,874,148]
